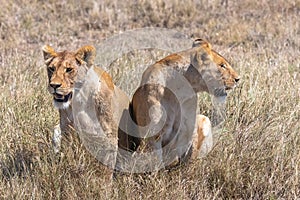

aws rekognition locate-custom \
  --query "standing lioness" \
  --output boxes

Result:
[131,39,240,168]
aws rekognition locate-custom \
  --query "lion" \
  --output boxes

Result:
[42,45,131,175]
[130,38,240,169]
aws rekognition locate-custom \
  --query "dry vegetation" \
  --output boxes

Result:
[0,0,299,199]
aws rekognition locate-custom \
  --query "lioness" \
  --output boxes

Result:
[42,45,130,173]
[131,39,239,168]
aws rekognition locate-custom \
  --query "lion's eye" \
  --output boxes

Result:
[66,68,73,73]
[220,63,226,69]
[48,66,55,72]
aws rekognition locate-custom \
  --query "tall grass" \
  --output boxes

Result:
[0,0,299,199]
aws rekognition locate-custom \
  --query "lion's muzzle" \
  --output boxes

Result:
[53,92,72,103]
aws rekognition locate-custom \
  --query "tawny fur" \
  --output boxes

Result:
[42,45,130,179]
[131,39,239,168]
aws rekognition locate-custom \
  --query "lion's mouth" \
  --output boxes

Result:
[53,92,72,103]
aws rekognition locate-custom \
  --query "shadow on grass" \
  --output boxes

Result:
[0,148,35,181]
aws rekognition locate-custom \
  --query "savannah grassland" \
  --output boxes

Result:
[0,0,299,199]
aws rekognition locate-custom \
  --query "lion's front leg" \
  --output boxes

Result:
[53,124,62,154]
[191,114,213,159]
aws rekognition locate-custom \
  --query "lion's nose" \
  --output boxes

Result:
[235,77,240,83]
[50,83,61,89]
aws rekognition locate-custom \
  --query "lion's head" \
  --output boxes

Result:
[42,45,96,109]
[188,39,240,97]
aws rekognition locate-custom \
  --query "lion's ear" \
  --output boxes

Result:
[42,45,57,65]
[192,38,212,50]
[75,45,96,67]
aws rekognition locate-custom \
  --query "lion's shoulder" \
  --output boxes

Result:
[93,66,115,90]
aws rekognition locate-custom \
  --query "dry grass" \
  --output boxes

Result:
[0,0,299,199]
